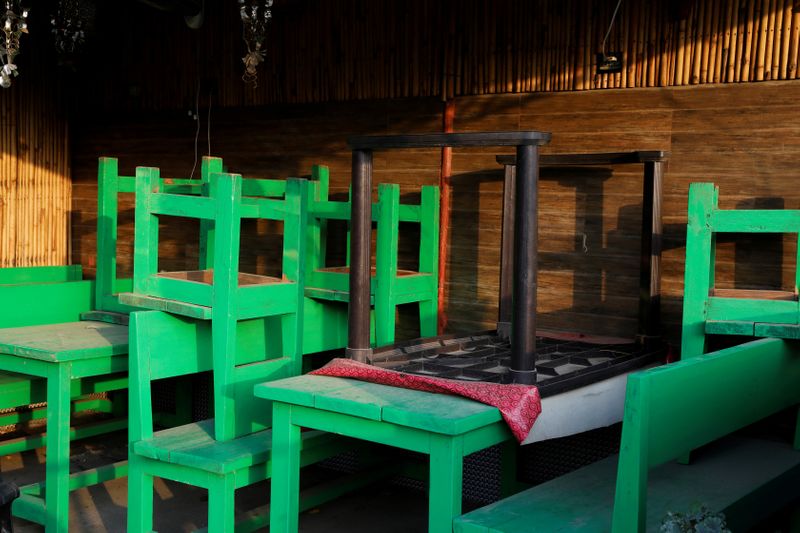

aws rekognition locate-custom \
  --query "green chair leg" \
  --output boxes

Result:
[208,475,236,532]
[127,458,154,533]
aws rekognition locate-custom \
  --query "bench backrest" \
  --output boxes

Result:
[612,335,800,531]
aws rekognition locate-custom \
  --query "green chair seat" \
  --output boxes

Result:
[134,420,342,475]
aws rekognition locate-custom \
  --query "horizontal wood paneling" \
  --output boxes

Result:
[72,80,800,346]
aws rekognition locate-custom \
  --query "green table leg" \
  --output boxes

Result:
[428,434,464,533]
[270,403,302,533]
[45,364,71,533]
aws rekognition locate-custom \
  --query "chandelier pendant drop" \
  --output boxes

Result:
[51,0,95,65]
[239,0,272,88]
[1,1,29,89]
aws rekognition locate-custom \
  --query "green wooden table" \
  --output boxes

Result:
[254,374,515,533]
[0,320,129,533]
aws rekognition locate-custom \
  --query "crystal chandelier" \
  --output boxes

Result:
[239,0,272,88]
[1,1,29,89]
[51,0,95,63]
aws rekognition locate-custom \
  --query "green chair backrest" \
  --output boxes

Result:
[131,170,307,440]
[681,182,800,357]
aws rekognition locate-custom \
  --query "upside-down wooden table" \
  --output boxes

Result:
[256,131,552,533]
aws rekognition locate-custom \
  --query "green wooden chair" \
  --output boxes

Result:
[0,158,217,532]
[125,170,304,531]
[681,182,800,357]
[304,165,440,347]
[0,156,213,456]
[124,173,373,531]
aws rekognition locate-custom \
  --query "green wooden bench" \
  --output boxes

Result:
[255,374,517,533]
[451,182,800,532]
[304,165,440,346]
[0,265,82,285]
[453,337,800,532]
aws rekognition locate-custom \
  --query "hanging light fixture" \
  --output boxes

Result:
[50,0,95,65]
[239,0,272,88]
[1,1,29,89]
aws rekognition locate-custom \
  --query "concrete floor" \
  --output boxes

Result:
[1,429,432,532]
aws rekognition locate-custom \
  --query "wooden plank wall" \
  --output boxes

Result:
[72,80,800,344]
[0,17,70,267]
[75,0,800,110]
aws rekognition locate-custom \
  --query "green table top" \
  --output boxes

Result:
[254,374,503,436]
[0,321,128,362]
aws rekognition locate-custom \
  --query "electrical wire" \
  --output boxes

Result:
[207,90,212,156]
[601,0,624,57]
[189,80,201,179]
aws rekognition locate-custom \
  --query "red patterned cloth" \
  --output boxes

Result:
[310,358,541,442]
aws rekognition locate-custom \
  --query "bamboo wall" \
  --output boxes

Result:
[72,80,800,343]
[0,22,70,268]
[74,0,800,111]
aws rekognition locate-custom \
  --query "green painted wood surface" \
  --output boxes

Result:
[127,308,353,531]
[254,375,502,435]
[0,265,82,285]
[681,182,800,354]
[0,280,93,328]
[612,337,800,531]
[0,321,127,362]
[259,373,511,533]
[452,337,800,533]
[304,169,440,346]
[127,171,314,530]
[454,438,800,533]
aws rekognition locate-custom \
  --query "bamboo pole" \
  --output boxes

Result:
[756,0,771,79]
[735,0,746,80]
[637,1,647,87]
[779,0,793,78]
[790,0,800,78]
[712,0,725,82]
[767,0,779,78]
[701,0,714,82]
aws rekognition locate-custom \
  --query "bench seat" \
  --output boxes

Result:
[454,436,800,532]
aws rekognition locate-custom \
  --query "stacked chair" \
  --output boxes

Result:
[123,168,374,531]
[0,157,214,532]
[304,164,440,346]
